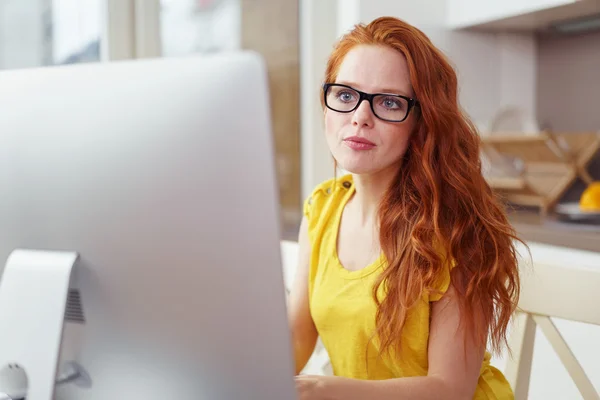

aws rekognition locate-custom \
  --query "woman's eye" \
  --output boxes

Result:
[382,98,400,109]
[379,96,405,110]
[337,91,355,102]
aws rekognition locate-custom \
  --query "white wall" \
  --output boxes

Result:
[299,0,338,200]
[336,0,360,37]
[497,33,537,119]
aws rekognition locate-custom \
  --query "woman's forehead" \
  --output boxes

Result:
[335,45,413,96]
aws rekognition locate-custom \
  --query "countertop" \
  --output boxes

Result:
[508,209,600,253]
[280,209,600,253]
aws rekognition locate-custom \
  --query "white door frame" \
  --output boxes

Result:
[101,0,161,61]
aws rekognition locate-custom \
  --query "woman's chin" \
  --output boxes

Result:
[336,161,379,175]
[335,155,402,177]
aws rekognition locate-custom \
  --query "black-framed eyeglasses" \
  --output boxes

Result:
[323,83,419,123]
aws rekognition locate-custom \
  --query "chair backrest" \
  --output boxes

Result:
[280,240,299,294]
[279,240,333,376]
[506,241,600,400]
[518,241,600,325]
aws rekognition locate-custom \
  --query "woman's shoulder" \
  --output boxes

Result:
[303,174,354,220]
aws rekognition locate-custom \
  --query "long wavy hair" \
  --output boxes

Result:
[322,17,523,358]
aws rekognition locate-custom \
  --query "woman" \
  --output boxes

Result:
[288,16,523,400]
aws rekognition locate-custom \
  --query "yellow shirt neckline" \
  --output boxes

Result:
[328,175,386,280]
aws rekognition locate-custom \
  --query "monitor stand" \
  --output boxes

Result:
[0,249,78,400]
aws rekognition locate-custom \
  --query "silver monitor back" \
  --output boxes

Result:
[0,52,296,400]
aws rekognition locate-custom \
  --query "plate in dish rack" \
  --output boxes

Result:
[554,202,600,223]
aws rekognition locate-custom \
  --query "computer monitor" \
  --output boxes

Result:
[0,52,297,400]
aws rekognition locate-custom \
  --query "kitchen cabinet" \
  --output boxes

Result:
[447,0,600,31]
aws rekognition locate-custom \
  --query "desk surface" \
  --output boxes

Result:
[508,210,600,253]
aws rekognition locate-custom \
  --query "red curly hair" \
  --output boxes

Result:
[322,17,523,357]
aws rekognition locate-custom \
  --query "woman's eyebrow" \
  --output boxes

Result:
[336,80,412,97]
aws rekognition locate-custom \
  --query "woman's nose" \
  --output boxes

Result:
[351,99,375,127]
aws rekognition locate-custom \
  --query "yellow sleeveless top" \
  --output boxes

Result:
[303,175,513,400]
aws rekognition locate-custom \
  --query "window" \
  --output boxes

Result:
[0,0,102,70]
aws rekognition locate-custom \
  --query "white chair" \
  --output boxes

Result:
[280,240,333,376]
[280,240,300,295]
[505,241,600,400]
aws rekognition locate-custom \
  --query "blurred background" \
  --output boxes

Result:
[0,0,301,233]
[2,1,600,398]
[2,0,600,238]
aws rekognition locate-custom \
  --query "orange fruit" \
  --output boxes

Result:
[580,182,600,211]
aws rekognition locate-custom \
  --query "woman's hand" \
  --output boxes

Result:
[295,375,330,400]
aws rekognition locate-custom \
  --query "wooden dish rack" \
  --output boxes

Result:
[481,131,600,215]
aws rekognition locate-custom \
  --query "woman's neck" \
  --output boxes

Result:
[349,166,397,225]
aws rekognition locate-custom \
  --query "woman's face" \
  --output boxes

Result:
[324,45,417,175]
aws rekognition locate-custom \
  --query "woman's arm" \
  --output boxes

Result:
[288,216,319,374]
[296,285,485,400]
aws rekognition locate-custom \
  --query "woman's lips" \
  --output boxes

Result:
[343,136,376,150]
